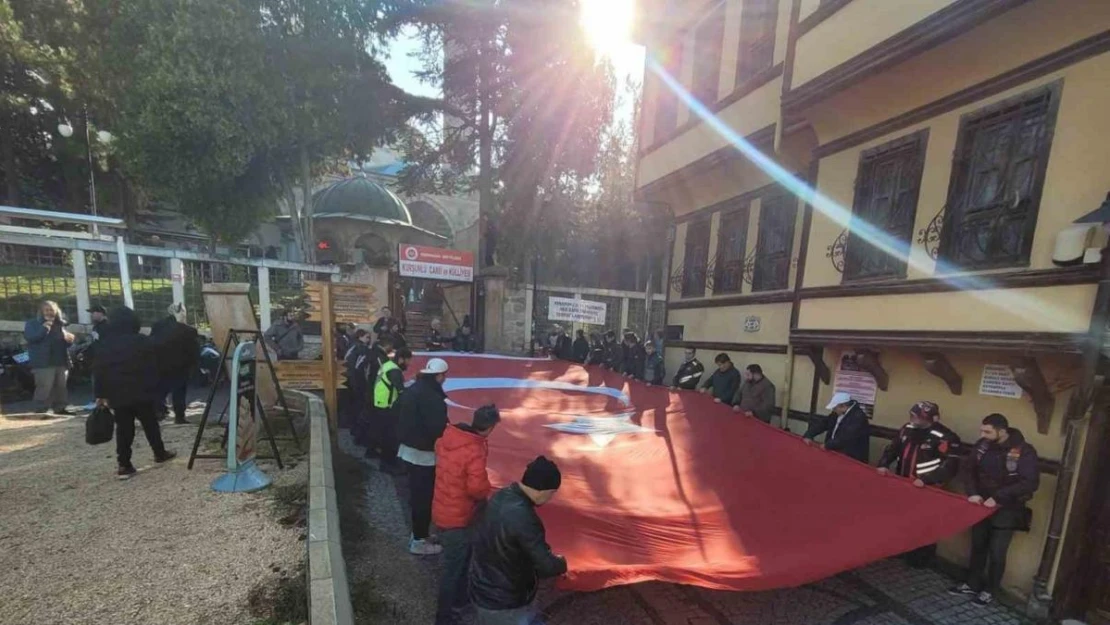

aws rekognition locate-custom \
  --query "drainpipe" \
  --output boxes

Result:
[1029,227,1110,613]
[781,345,794,430]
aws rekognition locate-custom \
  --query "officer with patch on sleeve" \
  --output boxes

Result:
[877,400,961,567]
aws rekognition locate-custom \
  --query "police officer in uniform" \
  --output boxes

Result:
[370,347,412,475]
[877,400,961,566]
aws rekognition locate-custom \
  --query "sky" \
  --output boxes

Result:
[382,26,646,122]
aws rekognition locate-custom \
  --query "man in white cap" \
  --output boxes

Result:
[802,391,871,463]
[396,357,451,555]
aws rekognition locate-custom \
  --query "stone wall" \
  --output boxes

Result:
[501,285,528,354]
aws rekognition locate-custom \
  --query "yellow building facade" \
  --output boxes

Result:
[634,0,1110,619]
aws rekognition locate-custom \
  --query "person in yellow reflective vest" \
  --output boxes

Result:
[370,346,412,475]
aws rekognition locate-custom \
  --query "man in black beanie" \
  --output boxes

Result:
[469,456,567,625]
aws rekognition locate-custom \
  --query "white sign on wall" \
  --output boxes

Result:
[979,364,1024,399]
[548,296,607,325]
[833,352,878,406]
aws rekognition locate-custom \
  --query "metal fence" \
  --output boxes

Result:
[0,235,337,331]
[0,244,79,322]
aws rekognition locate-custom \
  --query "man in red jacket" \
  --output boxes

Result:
[433,404,501,625]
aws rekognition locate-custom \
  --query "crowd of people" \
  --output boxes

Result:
[22,297,1043,615]
[336,319,1043,621]
[24,301,201,479]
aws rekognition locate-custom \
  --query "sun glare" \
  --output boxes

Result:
[580,0,635,62]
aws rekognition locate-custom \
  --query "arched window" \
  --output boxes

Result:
[407,200,453,238]
[354,233,393,267]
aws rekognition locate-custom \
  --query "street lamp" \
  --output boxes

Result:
[57,108,110,235]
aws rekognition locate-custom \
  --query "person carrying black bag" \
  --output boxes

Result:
[949,413,1039,607]
[90,307,176,480]
[149,302,198,424]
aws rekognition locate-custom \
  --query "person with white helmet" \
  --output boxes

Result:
[396,357,451,555]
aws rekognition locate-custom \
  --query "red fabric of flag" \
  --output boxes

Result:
[411,354,991,592]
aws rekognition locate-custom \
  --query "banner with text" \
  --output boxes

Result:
[548,296,607,325]
[398,244,474,283]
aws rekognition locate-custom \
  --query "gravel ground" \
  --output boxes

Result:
[336,429,441,624]
[0,395,308,625]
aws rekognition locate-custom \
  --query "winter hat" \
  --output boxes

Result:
[522,455,562,491]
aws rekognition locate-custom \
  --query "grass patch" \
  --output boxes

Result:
[350,578,405,621]
[247,562,308,624]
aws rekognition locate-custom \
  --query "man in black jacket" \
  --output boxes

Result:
[342,329,372,429]
[949,414,1039,607]
[470,456,567,625]
[551,326,573,361]
[572,329,589,363]
[671,347,705,390]
[150,303,199,425]
[803,392,870,463]
[396,357,451,555]
[91,307,176,479]
[426,318,447,351]
[601,330,622,372]
[699,353,741,404]
[621,332,645,380]
[877,400,961,567]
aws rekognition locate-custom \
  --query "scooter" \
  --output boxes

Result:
[197,340,223,386]
[0,347,35,402]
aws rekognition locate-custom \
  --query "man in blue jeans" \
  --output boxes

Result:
[469,456,567,625]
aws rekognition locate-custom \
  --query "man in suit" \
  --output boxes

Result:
[803,392,870,463]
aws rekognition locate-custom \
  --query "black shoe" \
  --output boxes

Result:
[53,407,74,416]
[174,417,189,425]
[117,465,137,480]
[972,591,994,607]
[154,450,177,463]
[948,583,975,596]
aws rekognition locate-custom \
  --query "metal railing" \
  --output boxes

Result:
[0,232,338,329]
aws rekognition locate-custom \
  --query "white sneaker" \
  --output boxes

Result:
[409,538,443,556]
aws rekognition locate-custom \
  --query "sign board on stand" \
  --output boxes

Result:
[548,296,607,325]
[398,244,475,283]
[302,280,375,425]
[211,341,271,493]
[305,281,377,324]
[273,359,347,391]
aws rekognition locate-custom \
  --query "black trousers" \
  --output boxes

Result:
[968,517,1015,594]
[162,376,188,421]
[407,462,436,540]
[436,527,471,625]
[368,407,399,463]
[115,402,167,468]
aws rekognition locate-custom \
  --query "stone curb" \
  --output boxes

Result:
[290,390,354,625]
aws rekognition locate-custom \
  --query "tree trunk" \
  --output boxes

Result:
[2,115,20,206]
[283,179,305,262]
[477,41,493,270]
[300,143,314,264]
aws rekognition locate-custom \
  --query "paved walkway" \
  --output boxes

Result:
[339,431,1033,625]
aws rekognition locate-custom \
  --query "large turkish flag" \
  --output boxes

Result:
[410,353,989,592]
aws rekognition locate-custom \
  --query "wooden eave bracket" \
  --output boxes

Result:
[855,349,889,391]
[922,351,963,395]
[1011,357,1055,435]
[805,346,831,385]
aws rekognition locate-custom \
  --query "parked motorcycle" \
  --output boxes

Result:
[0,347,35,402]
[196,339,223,386]
[67,339,95,389]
